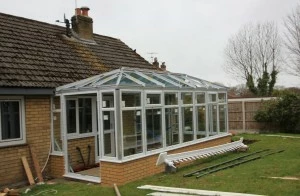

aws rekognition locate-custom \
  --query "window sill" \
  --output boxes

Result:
[51,151,64,156]
[67,132,96,140]
[0,141,27,149]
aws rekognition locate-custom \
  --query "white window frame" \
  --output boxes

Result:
[0,96,26,147]
[145,91,163,106]
[100,90,118,160]
[120,89,144,159]
[66,96,97,140]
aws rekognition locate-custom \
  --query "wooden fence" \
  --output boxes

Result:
[228,97,275,132]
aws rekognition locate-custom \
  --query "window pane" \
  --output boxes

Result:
[182,107,193,142]
[219,105,227,132]
[53,97,62,151]
[103,111,116,157]
[102,92,114,108]
[196,92,205,104]
[182,92,193,104]
[209,94,217,102]
[165,108,179,146]
[146,109,162,151]
[147,94,161,104]
[66,100,76,134]
[218,93,226,103]
[79,98,92,134]
[165,93,178,105]
[1,101,20,140]
[123,110,143,156]
[197,106,206,139]
[122,92,141,107]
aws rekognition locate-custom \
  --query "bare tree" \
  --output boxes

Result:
[284,5,300,77]
[224,22,282,96]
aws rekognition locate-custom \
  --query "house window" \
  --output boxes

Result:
[66,98,94,136]
[0,98,25,147]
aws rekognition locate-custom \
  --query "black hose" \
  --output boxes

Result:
[76,146,85,168]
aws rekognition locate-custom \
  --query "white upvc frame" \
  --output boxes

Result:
[218,91,228,133]
[50,96,64,155]
[163,91,180,147]
[100,90,118,160]
[145,90,164,153]
[65,96,97,140]
[119,89,144,159]
[145,90,163,106]
[0,96,26,147]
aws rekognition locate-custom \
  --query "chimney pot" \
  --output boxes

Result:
[152,57,159,68]
[81,6,90,16]
[161,62,166,71]
[75,8,81,16]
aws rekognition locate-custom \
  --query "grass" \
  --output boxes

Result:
[23,133,300,196]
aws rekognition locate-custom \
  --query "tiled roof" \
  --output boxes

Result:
[0,12,156,88]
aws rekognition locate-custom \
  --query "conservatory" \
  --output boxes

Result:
[53,67,230,184]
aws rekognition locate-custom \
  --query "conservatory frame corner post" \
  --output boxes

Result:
[60,94,69,175]
[115,89,123,160]
[96,90,102,161]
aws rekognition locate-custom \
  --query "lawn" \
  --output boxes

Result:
[23,134,300,196]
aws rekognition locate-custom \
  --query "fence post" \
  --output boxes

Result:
[242,101,245,132]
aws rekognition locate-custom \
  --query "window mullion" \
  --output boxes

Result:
[76,99,79,134]
[0,102,2,141]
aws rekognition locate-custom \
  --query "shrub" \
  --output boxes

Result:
[254,92,300,133]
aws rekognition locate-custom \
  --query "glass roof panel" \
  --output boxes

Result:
[144,73,177,87]
[102,77,118,85]
[119,76,141,86]
[56,67,227,94]
[127,72,157,86]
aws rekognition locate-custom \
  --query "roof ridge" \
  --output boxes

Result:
[0,11,121,41]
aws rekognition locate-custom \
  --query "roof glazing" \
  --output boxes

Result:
[56,67,227,93]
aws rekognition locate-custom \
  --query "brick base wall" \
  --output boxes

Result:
[100,135,231,186]
[0,145,31,186]
[67,136,96,171]
[50,155,64,178]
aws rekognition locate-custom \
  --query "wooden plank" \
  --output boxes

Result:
[138,185,265,196]
[113,183,121,196]
[21,156,35,185]
[29,146,44,182]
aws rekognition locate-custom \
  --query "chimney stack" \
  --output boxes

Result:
[152,57,159,68]
[71,6,93,41]
[160,62,166,71]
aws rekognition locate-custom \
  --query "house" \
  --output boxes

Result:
[0,7,231,186]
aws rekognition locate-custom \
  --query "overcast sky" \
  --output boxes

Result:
[1,0,299,87]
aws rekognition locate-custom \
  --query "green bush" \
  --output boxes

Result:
[254,92,300,133]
